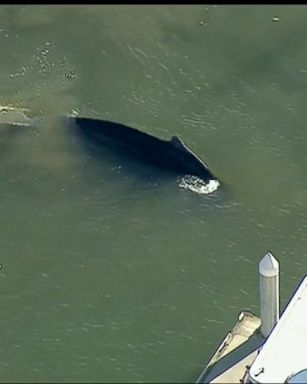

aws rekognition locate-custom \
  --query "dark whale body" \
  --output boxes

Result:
[0,108,219,187]
[67,116,218,183]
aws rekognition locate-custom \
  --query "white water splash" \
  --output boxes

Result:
[0,105,39,127]
[179,175,220,195]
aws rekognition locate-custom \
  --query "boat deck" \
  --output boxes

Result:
[196,311,264,383]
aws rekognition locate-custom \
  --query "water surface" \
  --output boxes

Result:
[0,5,307,383]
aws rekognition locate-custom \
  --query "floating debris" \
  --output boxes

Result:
[199,20,207,27]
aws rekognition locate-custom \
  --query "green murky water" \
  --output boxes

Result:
[0,5,307,382]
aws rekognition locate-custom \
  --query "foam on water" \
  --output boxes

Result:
[179,175,220,195]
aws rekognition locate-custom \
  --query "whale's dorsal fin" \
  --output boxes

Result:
[171,136,186,150]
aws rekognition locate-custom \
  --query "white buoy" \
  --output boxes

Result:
[259,251,280,338]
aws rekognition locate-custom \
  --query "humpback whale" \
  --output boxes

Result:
[0,107,220,192]
[66,116,218,184]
